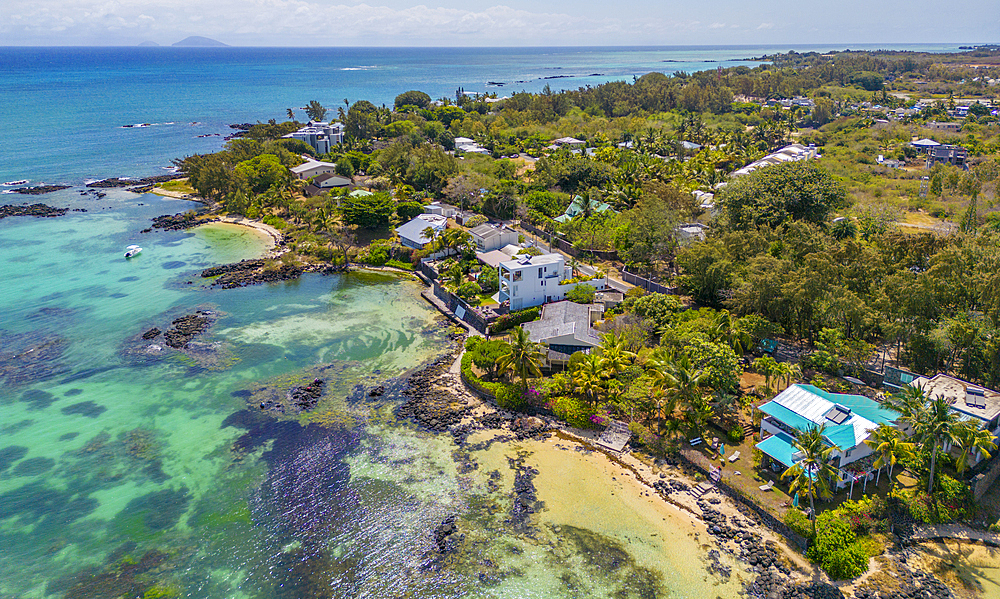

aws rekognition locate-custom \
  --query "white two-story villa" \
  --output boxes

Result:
[498,253,607,311]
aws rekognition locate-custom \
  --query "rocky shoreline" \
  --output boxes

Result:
[86,174,184,189]
[0,203,70,219]
[200,258,346,289]
[9,185,71,195]
[388,343,966,599]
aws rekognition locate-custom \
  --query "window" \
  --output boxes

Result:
[538,267,544,279]
[540,280,545,287]
[513,270,522,282]
[513,285,519,296]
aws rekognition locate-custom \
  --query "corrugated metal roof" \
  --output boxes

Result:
[765,384,894,450]
[756,433,798,468]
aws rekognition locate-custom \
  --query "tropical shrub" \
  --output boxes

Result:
[549,395,599,429]
[464,214,488,228]
[566,284,596,304]
[457,281,482,299]
[783,509,813,540]
[488,307,541,335]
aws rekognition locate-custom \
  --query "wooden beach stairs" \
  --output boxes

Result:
[690,482,714,499]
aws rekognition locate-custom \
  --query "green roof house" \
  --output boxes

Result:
[553,195,614,224]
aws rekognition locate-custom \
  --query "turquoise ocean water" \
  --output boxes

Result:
[0,44,969,598]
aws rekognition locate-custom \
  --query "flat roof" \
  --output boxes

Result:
[499,253,563,269]
[912,374,1000,422]
[756,432,798,469]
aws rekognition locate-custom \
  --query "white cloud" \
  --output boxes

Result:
[756,22,774,30]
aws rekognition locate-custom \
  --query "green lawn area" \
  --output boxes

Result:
[156,179,195,194]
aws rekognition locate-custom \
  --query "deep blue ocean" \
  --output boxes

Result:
[0,44,963,185]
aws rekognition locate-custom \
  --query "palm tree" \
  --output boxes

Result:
[919,395,964,494]
[752,356,780,395]
[954,423,998,475]
[659,354,707,419]
[572,353,604,407]
[781,425,838,537]
[498,326,542,387]
[864,424,915,490]
[597,332,636,379]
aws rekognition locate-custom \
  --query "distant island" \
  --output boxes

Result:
[137,41,160,47]
[172,36,228,47]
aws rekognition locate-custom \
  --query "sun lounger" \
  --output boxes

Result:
[728,450,741,462]
[689,437,702,446]
[759,480,774,491]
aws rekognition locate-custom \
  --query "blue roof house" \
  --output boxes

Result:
[756,384,898,490]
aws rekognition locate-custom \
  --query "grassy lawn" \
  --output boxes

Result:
[156,178,195,194]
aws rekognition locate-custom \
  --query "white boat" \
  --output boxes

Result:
[124,245,142,258]
[3,179,28,186]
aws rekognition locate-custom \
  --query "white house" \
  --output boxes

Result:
[730,144,819,178]
[283,121,344,154]
[395,214,447,249]
[454,137,490,155]
[756,384,899,490]
[311,173,352,189]
[498,253,607,311]
[290,158,337,180]
[424,201,459,218]
[469,223,519,252]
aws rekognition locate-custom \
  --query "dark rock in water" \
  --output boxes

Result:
[59,548,169,599]
[142,459,170,483]
[162,261,187,270]
[287,379,325,412]
[141,327,161,340]
[164,312,212,348]
[61,400,107,418]
[148,212,207,231]
[1,203,69,218]
[2,419,34,434]
[8,186,71,196]
[0,331,69,385]
[201,258,305,289]
[64,388,83,396]
[507,455,542,529]
[59,432,80,442]
[368,385,385,397]
[87,174,181,188]
[118,276,140,282]
[19,389,56,410]
[108,292,128,298]
[13,456,55,476]
[0,446,29,472]
[117,488,190,531]
[433,515,460,554]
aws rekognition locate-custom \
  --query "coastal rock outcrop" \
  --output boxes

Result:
[164,312,213,349]
[146,212,207,232]
[10,185,71,195]
[0,203,69,219]
[86,175,182,188]
[201,259,303,288]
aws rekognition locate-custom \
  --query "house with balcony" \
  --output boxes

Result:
[395,214,447,249]
[283,121,344,154]
[497,253,607,311]
[755,384,898,490]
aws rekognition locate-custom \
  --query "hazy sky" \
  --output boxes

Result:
[2,0,995,46]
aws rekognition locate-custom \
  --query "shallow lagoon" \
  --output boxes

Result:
[0,192,746,598]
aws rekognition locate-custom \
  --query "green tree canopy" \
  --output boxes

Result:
[722,162,848,230]
[305,100,328,122]
[340,192,395,229]
[345,100,381,140]
[394,90,432,109]
[234,154,287,194]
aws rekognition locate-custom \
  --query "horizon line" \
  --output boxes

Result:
[0,42,987,49]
